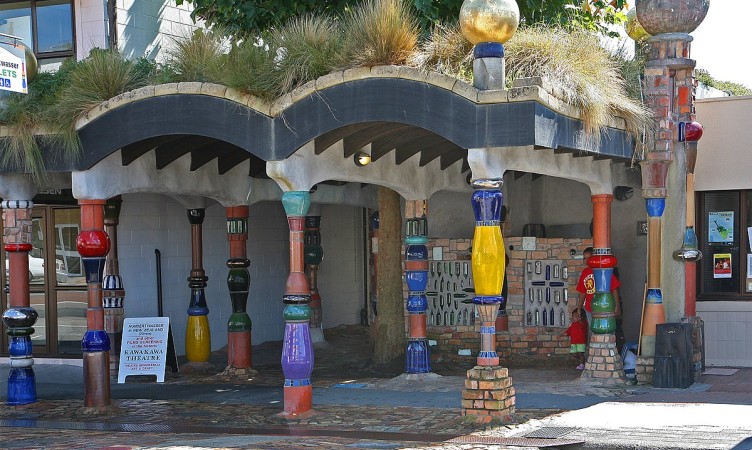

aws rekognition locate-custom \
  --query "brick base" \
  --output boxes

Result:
[462,366,515,423]
[580,334,624,382]
[636,356,655,385]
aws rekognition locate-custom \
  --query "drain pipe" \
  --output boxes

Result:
[155,249,163,317]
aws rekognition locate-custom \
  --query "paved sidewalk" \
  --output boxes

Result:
[1,326,751,449]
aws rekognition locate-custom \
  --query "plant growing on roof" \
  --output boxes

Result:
[412,24,651,141]
[0,50,155,182]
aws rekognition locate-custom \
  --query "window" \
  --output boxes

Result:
[697,190,752,300]
[0,0,74,62]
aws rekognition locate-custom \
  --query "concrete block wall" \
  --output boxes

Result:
[74,0,204,60]
[75,0,108,59]
[698,301,752,367]
[116,0,204,60]
[117,194,365,356]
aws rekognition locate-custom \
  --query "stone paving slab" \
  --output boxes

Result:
[0,401,559,450]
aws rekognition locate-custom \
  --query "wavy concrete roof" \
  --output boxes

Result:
[0,66,635,174]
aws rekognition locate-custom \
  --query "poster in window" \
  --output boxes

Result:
[708,211,734,243]
[713,253,732,279]
[747,254,752,278]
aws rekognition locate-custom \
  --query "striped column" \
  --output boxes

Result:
[470,179,506,367]
[2,200,37,405]
[226,206,252,369]
[304,214,325,344]
[582,194,624,381]
[103,197,125,380]
[404,200,430,374]
[642,197,667,355]
[186,208,211,363]
[589,194,617,335]
[281,191,314,417]
[77,199,111,407]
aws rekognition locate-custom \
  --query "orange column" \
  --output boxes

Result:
[588,194,618,335]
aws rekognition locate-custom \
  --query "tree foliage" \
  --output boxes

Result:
[175,0,628,37]
[695,69,752,97]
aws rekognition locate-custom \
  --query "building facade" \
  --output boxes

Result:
[695,95,752,367]
[0,0,717,416]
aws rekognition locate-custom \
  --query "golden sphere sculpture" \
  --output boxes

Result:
[21,44,38,83]
[625,8,651,42]
[459,0,520,45]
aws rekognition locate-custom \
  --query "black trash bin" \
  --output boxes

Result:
[653,323,694,389]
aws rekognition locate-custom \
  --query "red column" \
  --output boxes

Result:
[2,200,38,405]
[226,206,252,369]
[77,199,111,408]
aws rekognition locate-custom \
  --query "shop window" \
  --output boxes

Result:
[0,0,74,62]
[697,191,752,300]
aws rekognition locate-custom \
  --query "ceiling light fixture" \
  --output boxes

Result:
[354,151,371,167]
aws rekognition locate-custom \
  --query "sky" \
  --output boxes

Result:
[686,1,750,88]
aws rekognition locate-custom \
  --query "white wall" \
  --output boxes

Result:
[116,0,204,60]
[75,0,107,59]
[317,205,367,328]
[696,96,752,191]
[118,194,365,355]
[698,302,752,367]
[118,194,289,354]
[74,0,204,60]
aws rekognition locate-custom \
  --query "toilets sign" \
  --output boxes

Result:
[0,46,27,94]
[118,317,170,383]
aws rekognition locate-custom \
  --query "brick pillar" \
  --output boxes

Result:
[404,200,430,374]
[226,206,252,370]
[281,191,314,417]
[581,194,624,382]
[636,0,708,356]
[102,197,125,381]
[1,200,37,405]
[185,208,211,363]
[77,199,111,408]
[462,178,514,422]
[304,213,325,344]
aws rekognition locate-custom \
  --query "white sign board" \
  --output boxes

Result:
[0,46,28,94]
[118,317,170,383]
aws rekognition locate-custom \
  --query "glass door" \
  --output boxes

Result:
[51,207,86,355]
[0,205,86,356]
[0,207,50,354]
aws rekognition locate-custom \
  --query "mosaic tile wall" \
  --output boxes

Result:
[421,236,593,362]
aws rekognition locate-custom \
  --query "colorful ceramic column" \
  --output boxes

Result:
[674,121,703,316]
[470,179,506,367]
[404,200,430,374]
[589,195,617,335]
[635,0,709,356]
[642,197,667,355]
[673,110,705,315]
[77,199,111,407]
[186,208,210,363]
[281,191,314,417]
[581,195,624,381]
[102,197,125,380]
[304,212,325,344]
[226,206,252,369]
[459,0,518,421]
[2,200,37,405]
